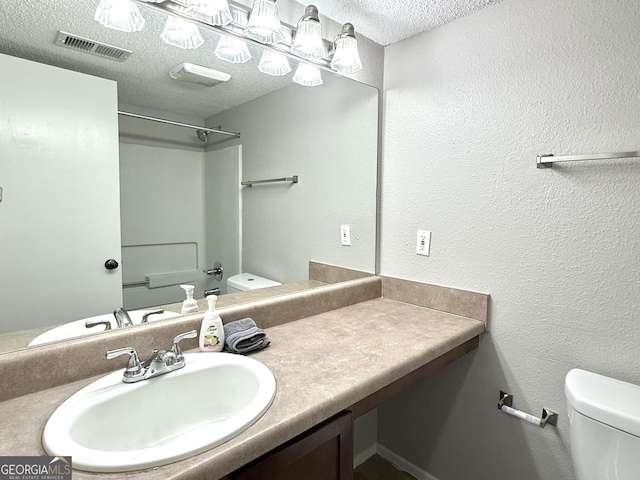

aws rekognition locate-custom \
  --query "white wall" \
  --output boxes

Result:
[207,74,378,284]
[204,145,242,295]
[379,0,640,479]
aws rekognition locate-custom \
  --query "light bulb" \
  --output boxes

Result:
[215,35,252,64]
[245,0,284,44]
[330,23,362,74]
[291,5,325,60]
[258,50,292,76]
[293,63,323,87]
[95,0,145,33]
[160,16,204,49]
[188,0,232,26]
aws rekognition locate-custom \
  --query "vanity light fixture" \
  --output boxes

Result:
[95,0,145,32]
[244,0,284,45]
[258,50,291,76]
[330,23,362,74]
[290,5,324,60]
[160,15,204,49]
[95,0,364,86]
[188,0,233,26]
[293,62,322,87]
[215,35,252,63]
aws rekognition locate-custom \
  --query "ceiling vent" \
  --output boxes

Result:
[55,31,132,62]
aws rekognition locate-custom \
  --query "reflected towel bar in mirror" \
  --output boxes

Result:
[241,176,299,187]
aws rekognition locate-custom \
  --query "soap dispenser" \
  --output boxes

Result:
[199,295,224,352]
[180,284,199,315]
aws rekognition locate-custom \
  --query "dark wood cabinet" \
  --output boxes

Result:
[231,411,353,480]
[222,338,480,480]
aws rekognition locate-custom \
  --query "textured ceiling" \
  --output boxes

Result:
[0,0,501,119]
[296,0,503,46]
[0,0,297,119]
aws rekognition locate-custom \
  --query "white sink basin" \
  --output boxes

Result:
[43,353,276,472]
[28,310,181,346]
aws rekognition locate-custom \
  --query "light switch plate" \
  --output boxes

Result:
[341,225,351,246]
[416,230,431,256]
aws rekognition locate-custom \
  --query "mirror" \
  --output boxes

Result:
[0,0,378,354]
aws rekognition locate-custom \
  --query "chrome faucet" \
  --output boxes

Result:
[113,308,133,328]
[106,330,197,383]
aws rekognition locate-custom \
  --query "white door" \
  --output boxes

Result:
[0,54,122,334]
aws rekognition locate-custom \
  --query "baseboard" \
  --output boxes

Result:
[376,444,440,480]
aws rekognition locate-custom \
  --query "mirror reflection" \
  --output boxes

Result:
[0,0,378,353]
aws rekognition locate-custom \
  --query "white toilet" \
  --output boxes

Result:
[565,369,640,480]
[227,273,281,294]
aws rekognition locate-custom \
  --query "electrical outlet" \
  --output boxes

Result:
[416,230,431,256]
[341,225,351,246]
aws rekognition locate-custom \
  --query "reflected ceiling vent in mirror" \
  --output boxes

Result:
[169,62,231,87]
[55,31,132,62]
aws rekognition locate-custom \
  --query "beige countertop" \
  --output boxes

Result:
[0,297,485,479]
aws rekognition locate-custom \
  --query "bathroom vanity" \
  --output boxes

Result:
[0,276,487,479]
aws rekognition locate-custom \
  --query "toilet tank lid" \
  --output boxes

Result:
[227,273,281,290]
[565,369,640,437]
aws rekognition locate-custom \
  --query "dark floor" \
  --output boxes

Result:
[354,454,418,480]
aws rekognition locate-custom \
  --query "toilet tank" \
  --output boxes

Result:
[227,273,281,294]
[565,369,640,480]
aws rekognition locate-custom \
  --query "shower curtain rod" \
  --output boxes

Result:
[118,111,241,138]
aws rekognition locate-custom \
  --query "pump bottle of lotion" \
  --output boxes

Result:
[180,284,199,315]
[199,295,224,352]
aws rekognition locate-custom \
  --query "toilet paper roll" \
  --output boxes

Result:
[501,405,541,426]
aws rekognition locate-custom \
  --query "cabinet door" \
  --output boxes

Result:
[0,53,122,333]
[235,411,353,480]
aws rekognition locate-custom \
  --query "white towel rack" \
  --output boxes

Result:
[537,151,640,168]
[241,176,298,187]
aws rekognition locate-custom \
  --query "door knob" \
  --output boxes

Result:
[105,259,119,270]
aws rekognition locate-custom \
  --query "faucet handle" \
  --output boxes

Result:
[85,319,112,331]
[106,347,143,378]
[171,330,198,359]
[141,309,165,324]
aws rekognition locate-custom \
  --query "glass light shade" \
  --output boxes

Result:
[245,0,284,44]
[160,16,204,49]
[292,63,323,87]
[188,0,232,26]
[258,51,291,76]
[330,36,362,74]
[95,0,145,32]
[290,7,324,60]
[214,35,252,63]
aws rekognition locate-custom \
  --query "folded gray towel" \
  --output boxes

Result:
[223,318,270,354]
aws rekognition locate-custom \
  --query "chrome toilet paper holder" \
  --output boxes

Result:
[498,391,558,428]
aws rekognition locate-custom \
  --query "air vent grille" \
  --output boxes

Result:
[55,31,132,62]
